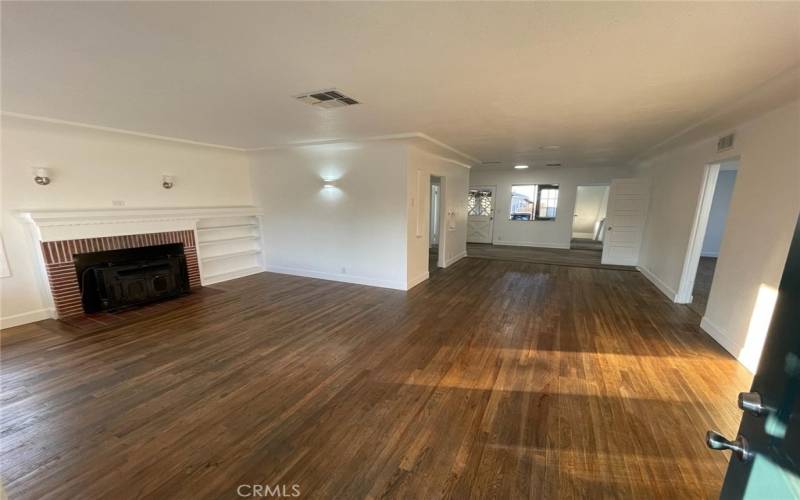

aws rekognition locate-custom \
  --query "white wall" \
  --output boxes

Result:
[405,147,469,288]
[250,142,410,289]
[701,169,737,257]
[572,185,609,238]
[468,166,632,249]
[0,115,253,328]
[636,100,800,372]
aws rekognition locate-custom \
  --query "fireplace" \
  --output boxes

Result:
[40,230,201,318]
[74,243,191,313]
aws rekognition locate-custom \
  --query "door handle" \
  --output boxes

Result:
[706,431,753,462]
[607,226,613,231]
[738,392,767,416]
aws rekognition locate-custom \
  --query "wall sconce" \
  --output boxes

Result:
[162,175,174,189]
[322,179,336,189]
[33,167,51,186]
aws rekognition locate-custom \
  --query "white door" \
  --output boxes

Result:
[467,186,495,244]
[601,178,650,266]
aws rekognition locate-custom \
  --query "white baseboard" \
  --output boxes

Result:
[264,265,406,290]
[0,308,54,330]
[444,250,467,267]
[490,241,571,250]
[406,271,429,290]
[700,251,719,258]
[636,266,679,302]
[700,316,753,373]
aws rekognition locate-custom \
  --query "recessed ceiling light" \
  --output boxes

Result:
[539,145,561,151]
[514,165,529,169]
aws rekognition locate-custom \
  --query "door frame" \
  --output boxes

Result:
[571,183,610,241]
[430,175,446,269]
[467,185,496,244]
[675,157,739,303]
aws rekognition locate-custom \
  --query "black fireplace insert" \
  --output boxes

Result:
[74,243,190,313]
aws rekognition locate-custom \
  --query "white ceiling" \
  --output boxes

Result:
[3,2,799,168]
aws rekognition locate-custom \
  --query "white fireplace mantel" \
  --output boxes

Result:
[16,206,263,242]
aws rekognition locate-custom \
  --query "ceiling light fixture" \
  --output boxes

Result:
[514,165,529,170]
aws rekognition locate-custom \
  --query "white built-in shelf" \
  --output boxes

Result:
[203,266,263,286]
[200,249,261,263]
[196,214,264,286]
[197,223,258,231]
[198,235,259,246]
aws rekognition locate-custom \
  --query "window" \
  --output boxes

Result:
[467,189,493,216]
[508,184,559,221]
[536,184,559,220]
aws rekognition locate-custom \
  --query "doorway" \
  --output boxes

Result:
[677,159,739,315]
[571,184,609,251]
[429,176,443,272]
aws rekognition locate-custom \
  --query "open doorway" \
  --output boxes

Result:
[677,159,739,315]
[429,176,443,273]
[571,185,609,251]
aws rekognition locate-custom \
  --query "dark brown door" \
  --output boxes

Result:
[707,214,800,498]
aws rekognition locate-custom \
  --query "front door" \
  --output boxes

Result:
[467,186,494,244]
[601,178,650,266]
[707,214,800,498]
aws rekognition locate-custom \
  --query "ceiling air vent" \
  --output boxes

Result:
[545,162,562,167]
[295,89,360,109]
[717,133,735,152]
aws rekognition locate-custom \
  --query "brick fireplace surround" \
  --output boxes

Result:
[41,230,201,318]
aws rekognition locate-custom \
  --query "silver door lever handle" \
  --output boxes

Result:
[706,431,753,462]
[738,392,767,416]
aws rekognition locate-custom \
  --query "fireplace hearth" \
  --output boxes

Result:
[74,243,191,313]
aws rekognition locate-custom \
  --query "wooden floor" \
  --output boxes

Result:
[467,243,631,271]
[690,257,717,316]
[1,257,751,499]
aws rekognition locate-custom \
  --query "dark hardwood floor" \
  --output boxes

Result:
[1,257,751,499]
[467,243,631,271]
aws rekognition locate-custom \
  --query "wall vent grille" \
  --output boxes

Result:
[717,133,735,152]
[295,89,360,109]
[545,162,562,167]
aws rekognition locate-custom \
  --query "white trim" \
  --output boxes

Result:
[407,271,429,290]
[700,316,753,373]
[491,241,571,250]
[16,206,262,226]
[252,132,478,166]
[637,265,679,302]
[676,164,720,303]
[16,206,263,242]
[264,265,406,290]
[0,308,54,330]
[444,250,467,267]
[2,112,478,165]
[2,111,246,151]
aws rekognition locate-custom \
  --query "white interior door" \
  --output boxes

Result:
[601,178,650,266]
[467,186,495,244]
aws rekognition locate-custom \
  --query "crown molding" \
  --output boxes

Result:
[2,111,479,165]
[1,111,248,152]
